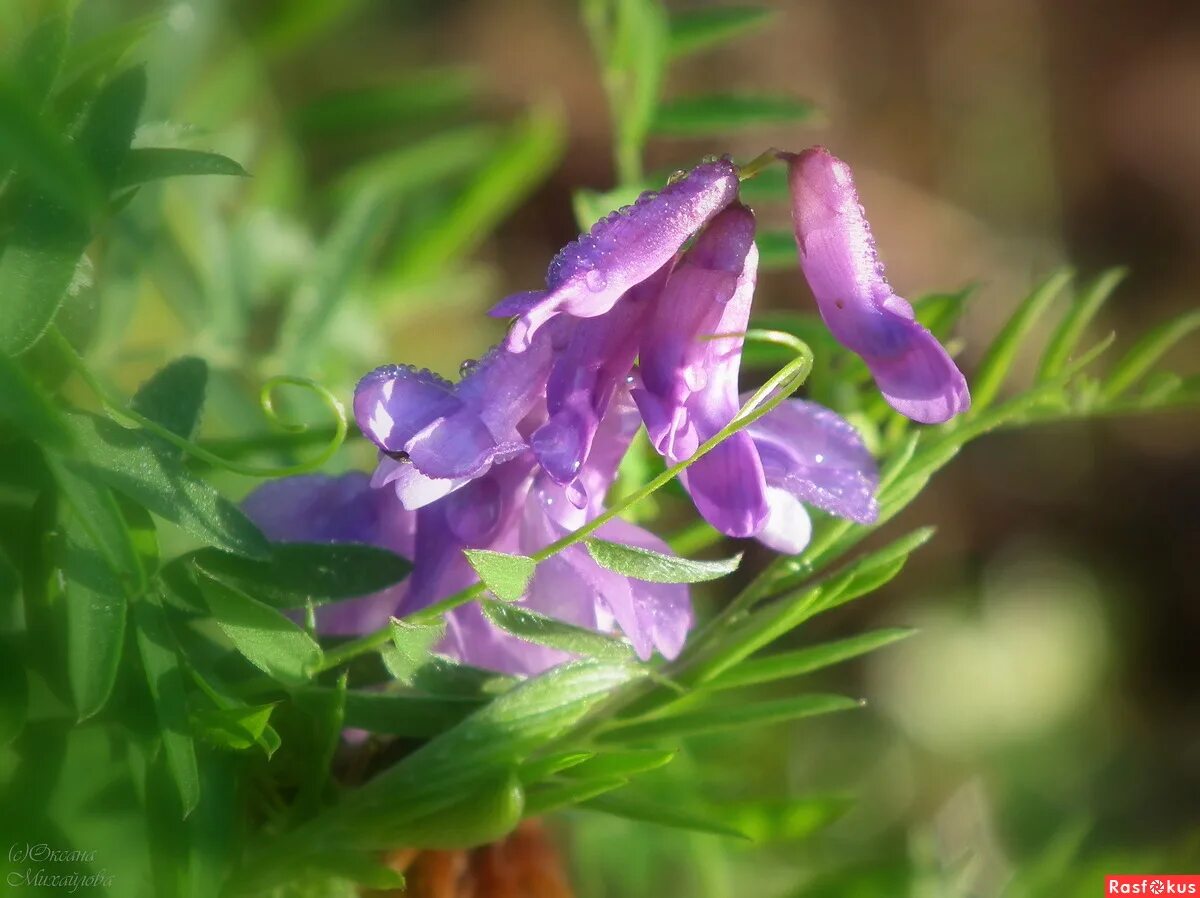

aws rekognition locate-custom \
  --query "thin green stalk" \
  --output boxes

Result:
[51,328,348,478]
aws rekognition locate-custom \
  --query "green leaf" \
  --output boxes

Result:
[60,412,269,558]
[724,795,854,842]
[13,15,68,106]
[524,777,629,816]
[352,662,640,811]
[192,702,278,754]
[582,792,749,839]
[331,688,484,738]
[1037,268,1125,381]
[388,618,447,682]
[669,7,775,58]
[586,538,740,584]
[1100,308,1200,401]
[0,81,98,214]
[562,747,677,781]
[0,351,72,449]
[195,572,322,686]
[481,599,634,662]
[133,587,200,817]
[755,228,799,271]
[387,105,565,282]
[704,628,916,691]
[464,549,536,601]
[0,66,146,355]
[971,268,1072,410]
[604,694,860,742]
[114,148,249,189]
[193,542,411,609]
[652,94,818,136]
[60,511,131,720]
[240,663,639,889]
[131,356,209,452]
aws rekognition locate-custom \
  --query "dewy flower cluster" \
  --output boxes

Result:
[244,147,970,675]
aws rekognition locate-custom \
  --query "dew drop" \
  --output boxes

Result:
[585,269,608,292]
[459,358,479,377]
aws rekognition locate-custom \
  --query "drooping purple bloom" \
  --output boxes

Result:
[492,158,740,350]
[353,321,562,506]
[784,146,970,424]
[633,203,769,538]
[631,203,880,552]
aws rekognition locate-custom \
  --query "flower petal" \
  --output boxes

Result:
[494,158,740,349]
[746,398,879,525]
[785,146,970,423]
[353,365,461,453]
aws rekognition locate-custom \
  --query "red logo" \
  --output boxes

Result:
[1107,877,1200,895]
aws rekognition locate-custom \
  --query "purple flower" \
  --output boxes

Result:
[242,395,693,676]
[530,263,670,488]
[353,322,562,506]
[241,473,415,634]
[784,146,970,424]
[633,203,769,538]
[492,158,740,350]
[744,399,879,553]
[631,203,880,552]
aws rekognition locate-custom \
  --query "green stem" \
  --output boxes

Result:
[50,329,348,478]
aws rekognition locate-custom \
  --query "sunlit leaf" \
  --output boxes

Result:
[1037,268,1125,381]
[115,148,248,188]
[481,599,634,662]
[464,549,536,601]
[724,795,854,842]
[652,93,817,136]
[1100,308,1200,401]
[703,628,916,691]
[971,268,1072,410]
[586,538,740,584]
[195,572,322,686]
[524,777,629,816]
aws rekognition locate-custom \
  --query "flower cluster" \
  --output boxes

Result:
[244,147,969,675]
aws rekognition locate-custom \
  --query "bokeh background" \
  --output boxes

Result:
[2,0,1197,894]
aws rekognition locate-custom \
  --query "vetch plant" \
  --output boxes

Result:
[0,3,1196,898]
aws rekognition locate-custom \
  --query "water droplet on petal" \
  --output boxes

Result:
[585,269,608,292]
[459,358,478,377]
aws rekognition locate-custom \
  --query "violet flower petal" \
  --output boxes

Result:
[241,473,415,635]
[493,158,740,349]
[354,325,559,486]
[633,203,769,538]
[530,265,668,485]
[785,146,970,423]
[746,398,880,526]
